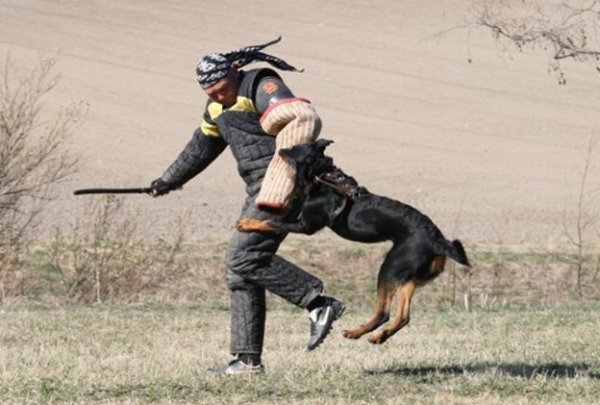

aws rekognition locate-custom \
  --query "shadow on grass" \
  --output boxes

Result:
[366,363,600,379]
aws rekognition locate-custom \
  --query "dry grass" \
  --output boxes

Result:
[3,197,600,404]
[1,303,599,404]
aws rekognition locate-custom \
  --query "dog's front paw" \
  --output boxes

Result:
[236,218,256,232]
[236,218,280,233]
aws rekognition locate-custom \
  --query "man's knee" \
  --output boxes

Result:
[226,268,248,290]
[225,247,271,289]
[225,250,246,290]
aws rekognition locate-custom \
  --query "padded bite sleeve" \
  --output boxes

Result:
[256,99,322,213]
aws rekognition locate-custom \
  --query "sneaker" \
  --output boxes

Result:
[307,297,345,351]
[206,359,265,376]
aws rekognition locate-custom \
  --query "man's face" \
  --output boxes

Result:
[204,69,238,107]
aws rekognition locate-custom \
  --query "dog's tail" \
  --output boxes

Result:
[441,239,471,267]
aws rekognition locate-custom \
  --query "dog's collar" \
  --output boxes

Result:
[313,167,369,225]
[315,167,365,199]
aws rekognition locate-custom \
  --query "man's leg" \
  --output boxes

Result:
[228,284,266,363]
[208,198,345,375]
[226,200,344,356]
[225,205,324,307]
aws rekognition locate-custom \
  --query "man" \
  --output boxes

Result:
[149,37,344,375]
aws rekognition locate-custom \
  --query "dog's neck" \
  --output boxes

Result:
[315,166,365,199]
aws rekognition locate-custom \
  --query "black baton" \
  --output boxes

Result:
[73,187,152,195]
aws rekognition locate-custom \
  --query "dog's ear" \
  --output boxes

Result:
[314,139,334,154]
[278,147,299,169]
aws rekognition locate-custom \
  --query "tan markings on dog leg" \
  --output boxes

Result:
[236,218,278,233]
[427,255,447,280]
[368,280,417,344]
[343,282,397,340]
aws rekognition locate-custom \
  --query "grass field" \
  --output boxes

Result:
[3,214,600,404]
[2,302,599,405]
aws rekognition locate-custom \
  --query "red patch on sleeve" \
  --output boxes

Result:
[262,81,279,94]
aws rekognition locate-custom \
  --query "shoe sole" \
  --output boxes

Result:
[206,367,265,376]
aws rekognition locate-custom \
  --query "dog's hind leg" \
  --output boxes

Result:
[343,244,405,340]
[367,280,417,345]
[366,255,446,344]
[342,282,397,340]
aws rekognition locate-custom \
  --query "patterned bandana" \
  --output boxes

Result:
[195,37,303,89]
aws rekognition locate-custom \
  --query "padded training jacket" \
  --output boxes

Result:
[161,68,294,197]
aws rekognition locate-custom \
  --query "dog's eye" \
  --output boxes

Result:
[337,175,345,181]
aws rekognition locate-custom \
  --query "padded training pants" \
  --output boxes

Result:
[225,196,324,355]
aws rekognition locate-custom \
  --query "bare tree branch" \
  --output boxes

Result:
[0,55,82,295]
[468,0,600,83]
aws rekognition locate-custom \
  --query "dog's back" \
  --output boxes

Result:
[331,193,467,261]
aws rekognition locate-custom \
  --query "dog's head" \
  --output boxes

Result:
[279,139,335,187]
